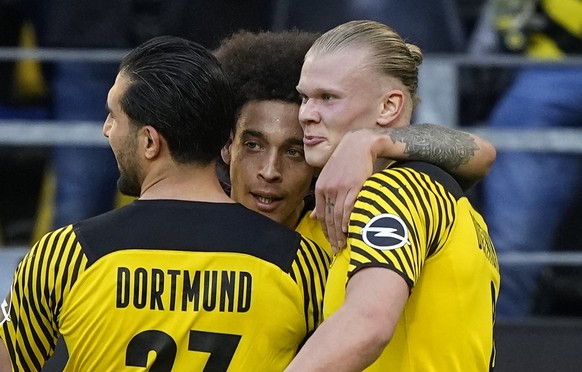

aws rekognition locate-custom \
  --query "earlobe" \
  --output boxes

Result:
[378,90,405,126]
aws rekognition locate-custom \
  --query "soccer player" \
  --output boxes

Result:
[215,30,496,251]
[0,36,330,371]
[286,20,500,371]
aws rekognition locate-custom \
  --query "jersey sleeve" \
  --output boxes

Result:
[0,225,87,371]
[289,237,331,335]
[347,165,458,288]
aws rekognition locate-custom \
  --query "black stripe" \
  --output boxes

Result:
[300,238,322,328]
[349,260,414,289]
[389,170,427,260]
[392,162,461,257]
[294,247,311,334]
[1,321,16,368]
[55,232,81,324]
[19,295,42,371]
[26,242,53,357]
[393,161,463,199]
[401,169,442,258]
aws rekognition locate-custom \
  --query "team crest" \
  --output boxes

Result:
[361,213,409,250]
[0,291,12,325]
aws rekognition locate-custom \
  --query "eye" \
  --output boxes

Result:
[299,94,309,104]
[287,147,304,158]
[244,141,261,151]
[322,94,333,101]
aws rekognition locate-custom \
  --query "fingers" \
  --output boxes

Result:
[332,195,345,250]
[314,187,329,242]
[341,189,359,234]
[324,191,352,254]
[325,193,339,253]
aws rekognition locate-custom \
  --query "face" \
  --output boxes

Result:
[223,100,315,229]
[103,73,143,197]
[297,48,389,168]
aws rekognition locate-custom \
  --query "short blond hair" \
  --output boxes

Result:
[307,20,423,109]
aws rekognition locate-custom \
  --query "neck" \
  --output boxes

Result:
[140,161,233,203]
[288,199,306,230]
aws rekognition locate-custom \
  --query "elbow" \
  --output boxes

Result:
[366,328,393,359]
[482,141,497,176]
[354,311,396,365]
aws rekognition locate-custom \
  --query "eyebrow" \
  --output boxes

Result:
[241,129,304,146]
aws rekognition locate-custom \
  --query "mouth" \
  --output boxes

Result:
[303,135,325,146]
[251,192,284,211]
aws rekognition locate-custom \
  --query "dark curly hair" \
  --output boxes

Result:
[214,29,320,117]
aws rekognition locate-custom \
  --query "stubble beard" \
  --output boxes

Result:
[117,170,141,197]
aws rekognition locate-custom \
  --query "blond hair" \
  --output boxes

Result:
[306,20,423,109]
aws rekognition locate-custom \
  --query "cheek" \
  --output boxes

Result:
[229,154,257,185]
[285,165,314,194]
[336,99,371,126]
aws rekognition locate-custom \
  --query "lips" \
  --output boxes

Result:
[251,192,283,212]
[303,135,325,146]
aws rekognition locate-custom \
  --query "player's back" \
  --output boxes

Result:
[4,200,330,371]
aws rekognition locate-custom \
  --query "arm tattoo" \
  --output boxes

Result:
[388,124,479,170]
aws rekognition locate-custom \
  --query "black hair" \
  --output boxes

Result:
[214,29,320,118]
[119,35,235,164]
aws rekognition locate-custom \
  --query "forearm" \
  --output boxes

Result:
[369,124,496,189]
[285,307,387,372]
[0,340,11,372]
[286,268,407,371]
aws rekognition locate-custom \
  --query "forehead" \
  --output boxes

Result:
[236,100,302,138]
[107,72,129,110]
[298,47,372,91]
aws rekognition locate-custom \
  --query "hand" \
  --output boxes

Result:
[312,130,375,253]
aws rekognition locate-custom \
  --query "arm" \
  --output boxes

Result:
[0,341,10,372]
[285,267,409,371]
[379,124,496,189]
[313,124,496,252]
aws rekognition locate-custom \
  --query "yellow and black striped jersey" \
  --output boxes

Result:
[324,162,500,371]
[0,200,331,371]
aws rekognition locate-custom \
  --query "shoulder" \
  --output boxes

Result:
[74,200,304,271]
[373,161,464,200]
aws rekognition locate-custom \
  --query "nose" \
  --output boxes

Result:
[103,116,112,138]
[298,99,320,127]
[258,152,282,182]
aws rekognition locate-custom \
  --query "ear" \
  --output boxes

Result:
[377,89,405,126]
[142,125,162,160]
[220,133,234,165]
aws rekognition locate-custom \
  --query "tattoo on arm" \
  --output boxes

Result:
[388,124,479,170]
